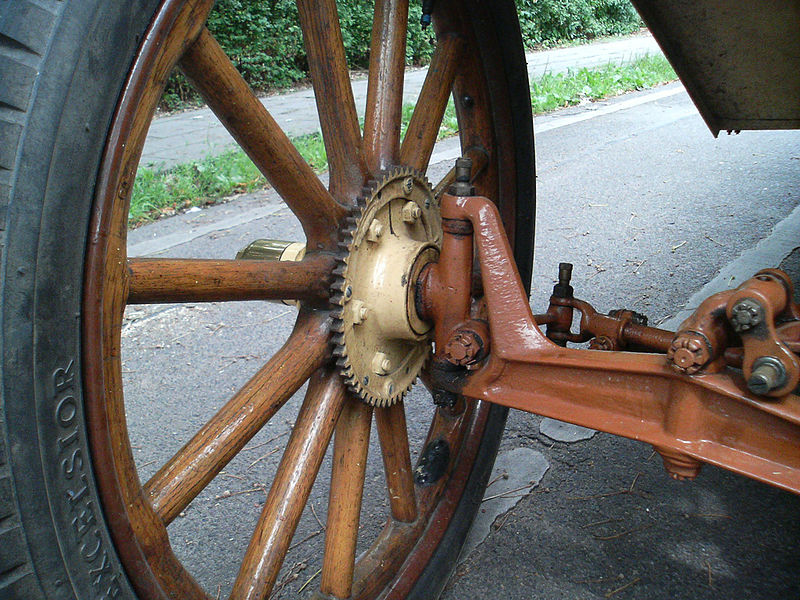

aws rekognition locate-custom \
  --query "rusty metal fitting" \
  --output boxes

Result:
[431,388,458,408]
[449,156,475,197]
[667,331,712,374]
[729,297,765,333]
[552,262,574,299]
[654,446,703,481]
[747,356,788,396]
[589,335,617,351]
[443,321,489,367]
[608,308,648,327]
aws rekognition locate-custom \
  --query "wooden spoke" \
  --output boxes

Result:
[178,28,345,248]
[126,255,335,304]
[297,0,368,203]
[320,397,373,598]
[143,312,330,524]
[363,0,410,174]
[230,368,346,600]
[399,33,463,172]
[375,402,417,523]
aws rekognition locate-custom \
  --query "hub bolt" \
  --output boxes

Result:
[730,298,764,333]
[372,352,393,375]
[402,177,414,195]
[366,219,383,243]
[402,201,422,224]
[352,300,368,325]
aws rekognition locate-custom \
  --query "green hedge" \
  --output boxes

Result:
[517,0,641,44]
[161,0,642,110]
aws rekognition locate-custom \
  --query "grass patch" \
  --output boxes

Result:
[130,54,676,227]
[530,54,676,112]
[131,132,327,225]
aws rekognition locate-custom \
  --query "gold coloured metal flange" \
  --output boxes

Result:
[236,239,306,306]
[236,239,306,262]
[332,167,441,406]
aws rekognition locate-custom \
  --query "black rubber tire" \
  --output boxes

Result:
[0,2,161,598]
[0,2,534,599]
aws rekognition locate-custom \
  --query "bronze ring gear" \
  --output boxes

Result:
[332,167,442,406]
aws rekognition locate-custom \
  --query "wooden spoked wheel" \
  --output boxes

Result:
[82,1,534,598]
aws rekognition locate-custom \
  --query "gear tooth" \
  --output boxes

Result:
[331,167,435,408]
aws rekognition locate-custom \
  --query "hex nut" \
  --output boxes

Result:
[352,300,368,325]
[372,352,392,375]
[402,201,422,224]
[366,219,383,242]
[443,330,482,366]
[589,336,615,351]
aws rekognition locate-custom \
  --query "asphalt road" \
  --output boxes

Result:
[123,84,800,599]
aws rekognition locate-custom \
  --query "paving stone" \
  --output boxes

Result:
[539,418,597,443]
[458,447,549,562]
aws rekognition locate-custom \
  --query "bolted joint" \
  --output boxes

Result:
[366,219,383,243]
[402,201,422,223]
[747,356,788,396]
[414,439,450,486]
[431,388,458,408]
[729,297,764,333]
[449,156,475,197]
[442,321,489,367]
[552,262,573,299]
[589,335,616,351]
[609,308,648,327]
[667,331,712,375]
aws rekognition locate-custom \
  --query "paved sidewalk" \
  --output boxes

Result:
[140,32,661,169]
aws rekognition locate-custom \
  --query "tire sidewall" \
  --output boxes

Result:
[2,2,161,598]
[1,1,535,599]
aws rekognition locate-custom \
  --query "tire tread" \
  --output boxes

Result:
[0,2,65,597]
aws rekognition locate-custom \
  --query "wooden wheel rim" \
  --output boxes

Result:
[81,1,526,598]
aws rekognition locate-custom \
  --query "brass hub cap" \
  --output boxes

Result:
[332,168,441,406]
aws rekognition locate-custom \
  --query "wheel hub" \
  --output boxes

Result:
[332,168,441,406]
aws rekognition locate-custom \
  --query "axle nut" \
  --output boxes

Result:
[667,332,711,375]
[443,329,484,366]
[730,297,764,333]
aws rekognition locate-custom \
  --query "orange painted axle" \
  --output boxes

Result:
[421,190,800,494]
